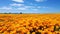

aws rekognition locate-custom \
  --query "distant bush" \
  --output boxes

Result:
[20,12,22,14]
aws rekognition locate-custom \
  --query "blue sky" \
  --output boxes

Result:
[0,0,60,13]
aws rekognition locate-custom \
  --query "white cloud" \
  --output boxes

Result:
[10,3,24,7]
[16,6,32,10]
[17,7,27,10]
[0,6,12,10]
[9,3,27,10]
[12,0,24,3]
[35,0,47,2]
[24,6,35,8]
[0,5,48,11]
[37,6,48,8]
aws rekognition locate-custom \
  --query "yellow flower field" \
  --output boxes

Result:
[0,14,60,34]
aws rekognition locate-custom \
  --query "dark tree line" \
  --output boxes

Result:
[0,12,23,14]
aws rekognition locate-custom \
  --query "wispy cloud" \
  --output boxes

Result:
[0,4,49,11]
[12,0,24,3]
[10,3,24,7]
[0,6,12,10]
[35,0,47,2]
[17,7,27,10]
[9,3,27,10]
[37,6,48,8]
[0,1,49,13]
